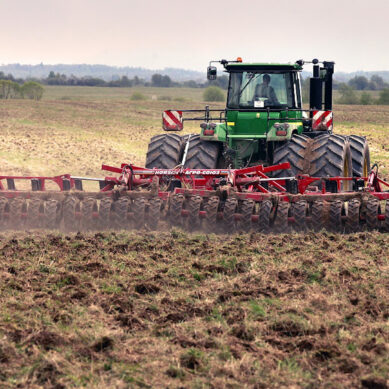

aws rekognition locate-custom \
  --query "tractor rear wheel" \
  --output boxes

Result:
[348,135,370,177]
[272,134,353,191]
[145,134,183,169]
[184,134,220,169]
[272,134,311,177]
[308,134,353,190]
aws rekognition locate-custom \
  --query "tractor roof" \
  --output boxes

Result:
[225,63,303,72]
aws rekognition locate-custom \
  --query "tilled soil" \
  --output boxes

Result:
[0,230,388,388]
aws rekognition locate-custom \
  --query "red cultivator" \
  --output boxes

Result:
[0,162,388,233]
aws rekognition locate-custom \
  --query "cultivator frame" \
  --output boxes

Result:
[0,162,388,233]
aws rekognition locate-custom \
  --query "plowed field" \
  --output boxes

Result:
[0,231,388,388]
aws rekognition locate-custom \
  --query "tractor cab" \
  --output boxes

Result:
[225,64,303,110]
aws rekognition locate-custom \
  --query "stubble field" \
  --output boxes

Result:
[0,86,388,388]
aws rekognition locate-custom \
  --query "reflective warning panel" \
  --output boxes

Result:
[162,110,183,131]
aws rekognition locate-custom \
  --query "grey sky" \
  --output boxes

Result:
[1,0,388,72]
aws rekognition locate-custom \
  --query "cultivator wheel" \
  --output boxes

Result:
[345,198,361,233]
[329,200,343,232]
[187,195,202,231]
[0,197,7,228]
[204,196,219,233]
[114,197,130,230]
[27,199,43,229]
[291,200,308,232]
[222,197,238,233]
[169,194,185,228]
[310,200,325,231]
[45,199,60,229]
[81,197,97,230]
[99,198,113,229]
[384,201,389,232]
[63,196,79,232]
[133,197,146,229]
[257,200,272,233]
[365,197,380,230]
[147,197,161,230]
[9,198,25,229]
[239,199,255,232]
[273,201,290,233]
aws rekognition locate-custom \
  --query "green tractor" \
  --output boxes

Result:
[146,58,370,182]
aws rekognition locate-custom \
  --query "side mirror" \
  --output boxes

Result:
[207,66,217,80]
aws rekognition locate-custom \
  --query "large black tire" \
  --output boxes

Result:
[145,134,183,169]
[272,134,353,190]
[272,134,311,177]
[348,135,370,177]
[308,134,352,185]
[184,134,220,169]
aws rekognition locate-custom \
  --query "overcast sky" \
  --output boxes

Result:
[1,0,388,72]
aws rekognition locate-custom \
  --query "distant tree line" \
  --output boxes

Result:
[0,70,229,90]
[0,79,43,100]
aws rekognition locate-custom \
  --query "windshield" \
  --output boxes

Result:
[227,71,297,109]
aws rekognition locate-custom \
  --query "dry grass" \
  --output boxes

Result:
[0,87,388,388]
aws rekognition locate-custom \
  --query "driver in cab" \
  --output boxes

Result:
[254,74,279,106]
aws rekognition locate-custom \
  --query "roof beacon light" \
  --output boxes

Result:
[236,57,243,63]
